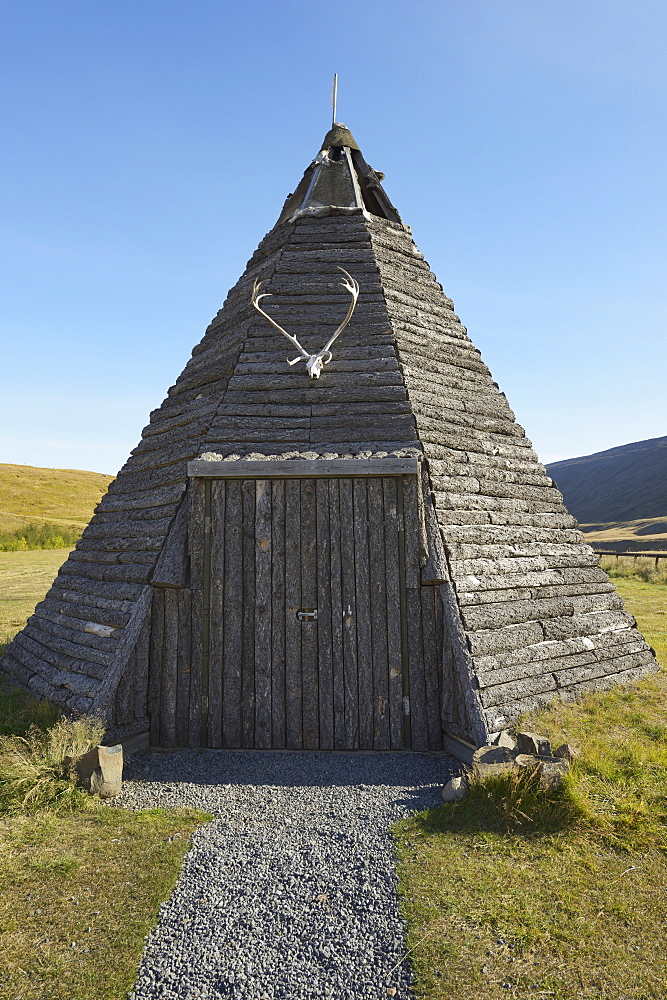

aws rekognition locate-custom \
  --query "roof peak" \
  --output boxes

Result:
[320,122,360,152]
[277,123,402,226]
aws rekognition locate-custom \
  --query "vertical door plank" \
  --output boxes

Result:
[187,479,204,747]
[328,479,346,749]
[241,480,256,748]
[175,588,192,746]
[222,479,243,747]
[188,594,203,747]
[254,479,272,748]
[188,480,206,592]
[132,615,150,722]
[114,657,134,726]
[208,480,226,747]
[285,479,302,748]
[271,479,286,748]
[148,589,164,746]
[407,588,428,750]
[402,474,429,750]
[316,478,333,749]
[437,589,458,736]
[351,479,370,748]
[300,480,319,749]
[382,478,405,750]
[160,587,179,747]
[421,585,442,750]
[401,474,422,589]
[367,478,390,749]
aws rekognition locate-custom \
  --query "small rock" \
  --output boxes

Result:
[554,742,580,763]
[514,753,541,770]
[386,989,397,996]
[494,731,517,751]
[538,759,569,790]
[472,745,517,779]
[441,774,469,801]
[66,744,123,798]
[515,731,552,757]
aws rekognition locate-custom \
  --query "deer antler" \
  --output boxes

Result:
[250,268,360,379]
[320,267,360,357]
[251,279,311,366]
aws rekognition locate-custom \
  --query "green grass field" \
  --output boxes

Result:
[0,548,72,654]
[395,578,667,1000]
[0,796,207,1000]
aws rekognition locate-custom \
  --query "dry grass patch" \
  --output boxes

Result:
[581,516,667,553]
[394,579,667,999]
[0,715,106,813]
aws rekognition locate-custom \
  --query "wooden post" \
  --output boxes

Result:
[200,478,212,746]
[396,477,411,750]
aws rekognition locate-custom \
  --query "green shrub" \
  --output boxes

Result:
[0,521,81,552]
[0,715,106,813]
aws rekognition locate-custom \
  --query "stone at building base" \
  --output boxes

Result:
[538,758,570,790]
[472,740,571,790]
[554,742,580,764]
[67,744,123,798]
[516,731,553,757]
[442,774,470,801]
[472,745,518,779]
[515,752,543,769]
[492,731,518,751]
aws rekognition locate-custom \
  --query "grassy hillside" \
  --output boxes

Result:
[0,464,113,535]
[581,515,667,553]
[547,435,667,523]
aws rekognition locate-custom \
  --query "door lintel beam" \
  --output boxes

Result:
[188,458,420,479]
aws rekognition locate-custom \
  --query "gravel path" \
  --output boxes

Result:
[116,750,454,1000]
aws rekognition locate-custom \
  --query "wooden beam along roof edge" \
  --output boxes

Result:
[187,457,421,478]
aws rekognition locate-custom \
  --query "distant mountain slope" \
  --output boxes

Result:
[546,436,667,523]
[0,464,113,533]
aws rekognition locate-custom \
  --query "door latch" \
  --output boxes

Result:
[297,609,318,622]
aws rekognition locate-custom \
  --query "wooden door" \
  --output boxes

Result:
[199,474,441,751]
[148,472,444,751]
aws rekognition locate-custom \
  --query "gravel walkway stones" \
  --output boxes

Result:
[116,749,454,1000]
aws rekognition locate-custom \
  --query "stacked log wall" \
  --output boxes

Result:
[2,201,658,743]
[0,222,299,716]
[366,216,658,733]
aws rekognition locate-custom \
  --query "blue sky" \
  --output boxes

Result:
[1,0,665,476]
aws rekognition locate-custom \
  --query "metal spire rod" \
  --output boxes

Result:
[331,73,338,126]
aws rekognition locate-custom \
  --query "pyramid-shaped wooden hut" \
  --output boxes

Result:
[2,124,658,753]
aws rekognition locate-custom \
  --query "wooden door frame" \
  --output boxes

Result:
[188,458,420,749]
